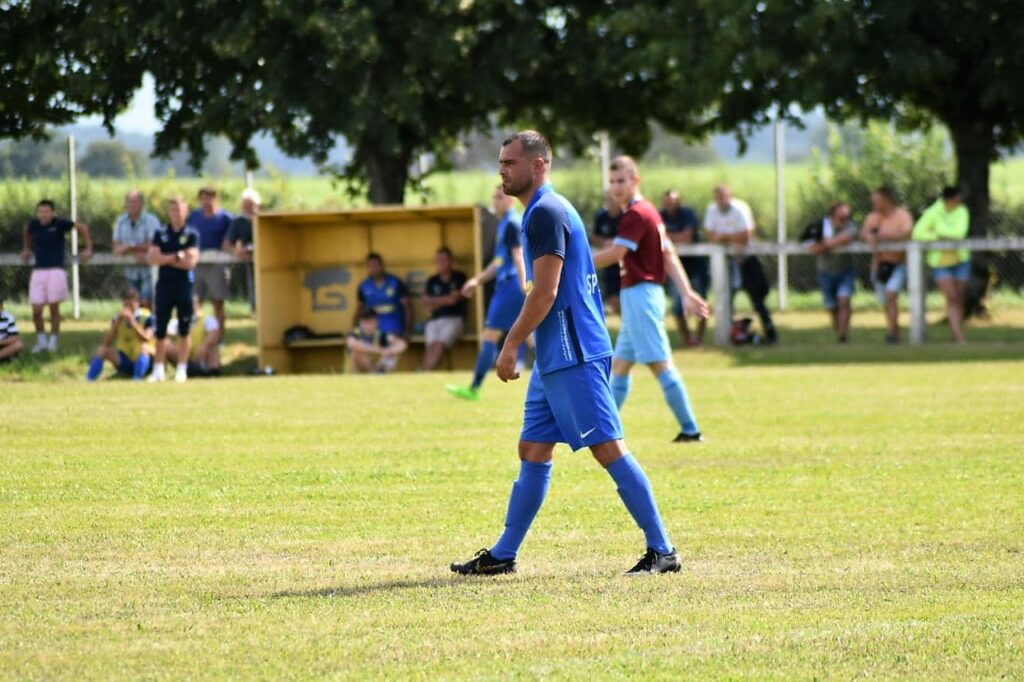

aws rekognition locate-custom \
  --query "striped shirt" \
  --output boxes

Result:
[0,311,18,341]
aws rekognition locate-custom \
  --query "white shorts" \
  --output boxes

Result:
[29,268,69,305]
[424,317,464,348]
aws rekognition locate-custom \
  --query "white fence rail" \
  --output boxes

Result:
[677,237,1024,346]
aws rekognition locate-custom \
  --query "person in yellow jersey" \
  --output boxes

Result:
[85,288,155,381]
[166,296,222,376]
[912,186,971,344]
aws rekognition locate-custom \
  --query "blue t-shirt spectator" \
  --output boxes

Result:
[28,218,74,268]
[187,208,234,251]
[357,273,409,336]
[661,205,706,275]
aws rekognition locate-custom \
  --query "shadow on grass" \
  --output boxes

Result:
[270,577,478,599]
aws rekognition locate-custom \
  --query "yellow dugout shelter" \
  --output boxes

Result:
[255,206,484,374]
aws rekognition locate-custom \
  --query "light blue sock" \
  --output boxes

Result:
[471,340,498,389]
[491,460,552,560]
[86,356,104,381]
[610,373,631,409]
[606,454,673,554]
[132,354,152,381]
[658,368,699,435]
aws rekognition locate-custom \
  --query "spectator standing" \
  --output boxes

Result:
[20,199,92,353]
[801,202,858,343]
[188,187,233,335]
[0,297,24,362]
[85,288,155,381]
[112,190,161,308]
[860,186,913,344]
[167,296,222,376]
[227,188,260,314]
[347,309,408,373]
[148,197,200,383]
[661,189,707,346]
[421,247,468,371]
[704,185,777,344]
[912,186,971,344]
[353,253,412,338]
[591,191,622,312]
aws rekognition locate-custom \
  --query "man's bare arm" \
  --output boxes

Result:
[497,255,562,382]
[592,243,629,269]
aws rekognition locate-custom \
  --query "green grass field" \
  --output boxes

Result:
[1,307,1023,678]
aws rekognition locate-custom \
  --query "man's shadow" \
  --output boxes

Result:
[270,576,506,599]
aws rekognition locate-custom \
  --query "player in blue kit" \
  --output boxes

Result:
[451,131,681,576]
[446,185,530,401]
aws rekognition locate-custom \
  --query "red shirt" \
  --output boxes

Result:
[616,197,666,288]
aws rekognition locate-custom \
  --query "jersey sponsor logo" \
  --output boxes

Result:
[586,272,599,296]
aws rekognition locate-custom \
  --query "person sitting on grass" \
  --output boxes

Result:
[0,297,25,363]
[347,308,407,374]
[86,288,155,381]
[166,296,222,377]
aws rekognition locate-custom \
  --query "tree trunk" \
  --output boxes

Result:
[363,146,410,205]
[949,119,993,236]
[948,119,994,319]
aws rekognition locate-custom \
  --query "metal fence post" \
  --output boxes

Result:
[907,241,925,345]
[711,246,732,346]
[774,120,787,310]
[68,136,80,319]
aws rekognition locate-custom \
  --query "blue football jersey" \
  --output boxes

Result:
[521,184,613,374]
[494,210,522,282]
[357,273,408,335]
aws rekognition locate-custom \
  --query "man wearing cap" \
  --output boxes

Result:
[227,188,260,315]
[188,186,233,336]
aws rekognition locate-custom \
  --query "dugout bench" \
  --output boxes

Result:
[255,206,485,374]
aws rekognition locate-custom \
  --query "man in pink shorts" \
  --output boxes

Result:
[21,199,92,353]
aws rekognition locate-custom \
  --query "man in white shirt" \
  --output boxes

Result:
[112,190,162,308]
[705,185,777,344]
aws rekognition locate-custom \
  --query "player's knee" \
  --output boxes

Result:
[518,441,553,463]
[647,360,670,376]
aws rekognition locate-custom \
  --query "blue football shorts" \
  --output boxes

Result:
[485,277,525,331]
[520,356,624,451]
[614,282,672,365]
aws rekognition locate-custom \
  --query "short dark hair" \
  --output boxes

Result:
[366,252,383,264]
[121,287,140,301]
[609,155,639,178]
[437,246,453,259]
[874,186,897,203]
[502,130,552,165]
[941,185,961,200]
[827,202,850,217]
[37,199,55,210]
[358,308,378,322]
[198,186,217,198]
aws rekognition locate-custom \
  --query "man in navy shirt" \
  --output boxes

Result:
[353,253,411,338]
[591,191,622,313]
[148,197,200,383]
[661,189,708,346]
[20,199,92,353]
[451,131,681,577]
[188,187,233,337]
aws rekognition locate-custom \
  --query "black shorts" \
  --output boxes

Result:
[155,284,194,339]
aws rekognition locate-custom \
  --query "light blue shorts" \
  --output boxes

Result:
[520,356,623,451]
[932,261,970,282]
[614,283,671,364]
[872,264,907,303]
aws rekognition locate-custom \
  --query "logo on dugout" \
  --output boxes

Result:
[304,267,351,311]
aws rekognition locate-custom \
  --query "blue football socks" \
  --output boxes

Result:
[658,368,699,435]
[606,453,673,555]
[86,356,104,381]
[471,340,498,390]
[491,460,553,560]
[611,373,631,409]
[132,354,152,381]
